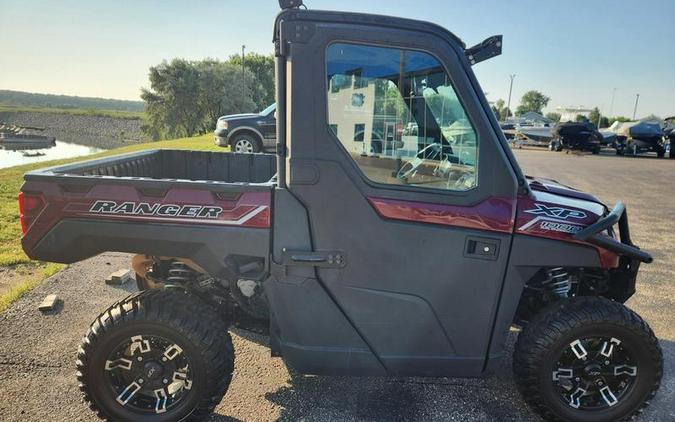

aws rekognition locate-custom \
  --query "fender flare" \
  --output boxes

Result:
[228,126,265,143]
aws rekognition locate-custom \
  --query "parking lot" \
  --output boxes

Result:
[0,148,673,421]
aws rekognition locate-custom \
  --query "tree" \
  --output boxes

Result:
[490,99,512,121]
[227,53,275,111]
[491,104,500,119]
[575,114,588,122]
[141,59,203,139]
[196,60,257,133]
[545,112,561,122]
[588,107,601,126]
[141,58,258,140]
[515,90,550,116]
[606,116,631,125]
[502,107,512,120]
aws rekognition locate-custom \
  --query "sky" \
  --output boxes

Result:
[1,0,673,118]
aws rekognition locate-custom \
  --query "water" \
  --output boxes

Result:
[0,140,104,169]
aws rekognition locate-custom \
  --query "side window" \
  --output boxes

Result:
[326,43,478,191]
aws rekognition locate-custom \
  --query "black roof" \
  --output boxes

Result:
[273,9,465,49]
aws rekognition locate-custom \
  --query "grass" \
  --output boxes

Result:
[0,263,64,313]
[0,103,146,120]
[0,133,222,310]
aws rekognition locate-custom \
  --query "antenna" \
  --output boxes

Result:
[279,0,304,9]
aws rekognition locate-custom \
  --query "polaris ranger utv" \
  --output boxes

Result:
[19,2,662,421]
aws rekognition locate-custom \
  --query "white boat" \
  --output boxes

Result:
[517,125,553,143]
[502,112,555,147]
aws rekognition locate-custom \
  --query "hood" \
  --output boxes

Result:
[217,113,260,121]
[516,176,607,244]
[525,176,602,204]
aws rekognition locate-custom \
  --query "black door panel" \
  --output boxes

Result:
[291,161,513,375]
[278,16,519,376]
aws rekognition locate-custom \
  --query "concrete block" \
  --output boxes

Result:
[38,294,60,312]
[106,269,132,285]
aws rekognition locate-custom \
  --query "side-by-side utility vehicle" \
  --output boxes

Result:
[20,2,662,421]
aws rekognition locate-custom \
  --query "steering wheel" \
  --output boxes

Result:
[396,143,444,180]
[396,142,474,190]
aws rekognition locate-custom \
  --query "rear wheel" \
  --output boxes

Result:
[513,297,662,422]
[230,133,262,153]
[77,289,234,422]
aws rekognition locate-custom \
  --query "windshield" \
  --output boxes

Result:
[260,103,276,116]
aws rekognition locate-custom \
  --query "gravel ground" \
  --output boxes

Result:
[0,148,673,421]
[0,112,144,149]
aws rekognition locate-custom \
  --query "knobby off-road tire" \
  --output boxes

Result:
[77,289,234,422]
[513,297,662,422]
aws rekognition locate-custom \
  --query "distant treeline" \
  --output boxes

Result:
[0,90,145,112]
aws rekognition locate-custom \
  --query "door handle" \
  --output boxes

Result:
[281,249,346,268]
[290,254,327,263]
[464,237,500,260]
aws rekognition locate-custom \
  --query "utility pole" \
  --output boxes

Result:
[241,45,246,105]
[632,93,640,120]
[506,74,516,121]
[608,87,617,117]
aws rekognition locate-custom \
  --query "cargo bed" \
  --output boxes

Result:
[20,150,276,277]
[25,149,277,185]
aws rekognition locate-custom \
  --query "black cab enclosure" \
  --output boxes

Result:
[267,9,522,377]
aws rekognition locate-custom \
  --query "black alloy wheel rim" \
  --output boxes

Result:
[552,336,638,411]
[104,334,194,415]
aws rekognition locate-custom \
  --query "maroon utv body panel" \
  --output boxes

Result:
[20,150,276,273]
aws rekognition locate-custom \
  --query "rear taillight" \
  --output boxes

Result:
[18,192,45,235]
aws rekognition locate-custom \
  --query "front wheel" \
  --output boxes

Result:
[77,289,234,422]
[230,133,262,153]
[513,297,662,422]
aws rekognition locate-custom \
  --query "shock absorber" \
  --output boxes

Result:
[166,261,196,285]
[541,267,572,299]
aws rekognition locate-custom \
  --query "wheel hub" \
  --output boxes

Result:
[235,139,254,153]
[553,336,637,410]
[104,334,194,415]
[583,363,602,378]
[143,361,164,380]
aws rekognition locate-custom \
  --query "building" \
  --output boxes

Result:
[556,106,592,122]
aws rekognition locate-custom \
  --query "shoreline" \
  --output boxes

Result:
[0,110,146,150]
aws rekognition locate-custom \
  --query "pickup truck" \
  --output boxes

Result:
[214,103,277,153]
[20,2,662,422]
